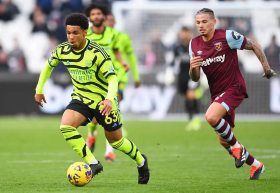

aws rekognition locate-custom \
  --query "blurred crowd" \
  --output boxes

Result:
[0,0,279,73]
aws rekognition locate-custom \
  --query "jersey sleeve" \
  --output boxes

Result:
[48,46,61,67]
[124,34,140,81]
[35,61,54,94]
[112,31,120,51]
[226,30,247,50]
[95,45,116,79]
[189,39,193,59]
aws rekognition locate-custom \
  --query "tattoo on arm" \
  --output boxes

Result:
[189,67,200,82]
[244,38,271,73]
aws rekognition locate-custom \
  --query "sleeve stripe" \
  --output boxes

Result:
[189,39,193,59]
[48,59,55,67]
[104,72,116,78]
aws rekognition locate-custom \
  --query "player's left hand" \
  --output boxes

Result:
[99,99,112,116]
[262,69,277,79]
[134,81,140,88]
[122,62,130,72]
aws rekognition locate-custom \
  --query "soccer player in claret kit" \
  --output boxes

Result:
[189,8,276,180]
[34,13,149,184]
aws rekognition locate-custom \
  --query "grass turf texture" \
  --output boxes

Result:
[0,116,279,193]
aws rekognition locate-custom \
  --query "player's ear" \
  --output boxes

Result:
[83,29,88,36]
[213,19,217,25]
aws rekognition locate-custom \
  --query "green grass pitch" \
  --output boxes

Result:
[0,116,279,193]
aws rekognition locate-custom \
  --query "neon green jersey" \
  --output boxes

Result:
[36,39,118,109]
[118,32,140,82]
[86,26,126,80]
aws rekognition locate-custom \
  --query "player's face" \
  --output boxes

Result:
[196,13,216,37]
[66,26,87,50]
[89,9,105,27]
[180,30,191,41]
[104,15,115,28]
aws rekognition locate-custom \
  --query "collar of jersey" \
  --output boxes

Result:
[202,29,217,45]
[90,26,106,34]
[70,39,90,54]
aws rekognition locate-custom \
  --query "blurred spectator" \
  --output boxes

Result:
[31,6,50,35]
[60,0,84,14]
[8,38,26,73]
[44,36,67,73]
[0,42,9,71]
[151,30,166,66]
[91,0,113,11]
[235,17,251,36]
[47,10,67,43]
[0,2,12,21]
[264,35,280,73]
[5,0,19,18]
[139,43,156,69]
[37,0,52,15]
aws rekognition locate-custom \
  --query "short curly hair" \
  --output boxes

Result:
[84,3,110,17]
[65,13,89,30]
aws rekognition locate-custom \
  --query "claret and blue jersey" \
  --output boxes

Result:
[189,29,248,99]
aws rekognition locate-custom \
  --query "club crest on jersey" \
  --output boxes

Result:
[214,42,223,51]
[85,60,92,67]
[197,51,203,55]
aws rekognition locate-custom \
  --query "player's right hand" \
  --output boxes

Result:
[190,52,203,69]
[122,62,130,72]
[34,94,47,107]
[262,68,277,79]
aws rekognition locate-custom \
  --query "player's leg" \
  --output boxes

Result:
[86,118,98,152]
[94,106,149,184]
[216,129,264,179]
[205,102,246,167]
[62,100,103,177]
[103,80,128,162]
[185,89,201,131]
[215,125,235,155]
[105,128,149,184]
[208,91,264,179]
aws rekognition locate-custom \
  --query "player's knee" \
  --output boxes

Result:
[60,125,76,132]
[92,117,98,124]
[205,113,219,126]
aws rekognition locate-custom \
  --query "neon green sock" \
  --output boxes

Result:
[110,138,143,165]
[87,122,98,136]
[60,125,95,164]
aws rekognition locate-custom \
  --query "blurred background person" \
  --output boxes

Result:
[151,30,166,67]
[169,26,201,131]
[265,35,280,74]
[8,38,26,73]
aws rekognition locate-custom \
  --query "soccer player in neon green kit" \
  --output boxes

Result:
[104,13,141,93]
[84,3,138,162]
[34,13,149,184]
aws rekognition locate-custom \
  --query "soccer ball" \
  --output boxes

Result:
[67,162,92,187]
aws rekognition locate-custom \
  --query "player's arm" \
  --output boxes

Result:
[189,40,201,82]
[113,49,130,72]
[97,52,118,116]
[35,48,60,107]
[113,33,130,72]
[244,38,276,79]
[125,35,140,87]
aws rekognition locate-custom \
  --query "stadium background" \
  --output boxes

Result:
[0,0,280,192]
[0,0,280,120]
